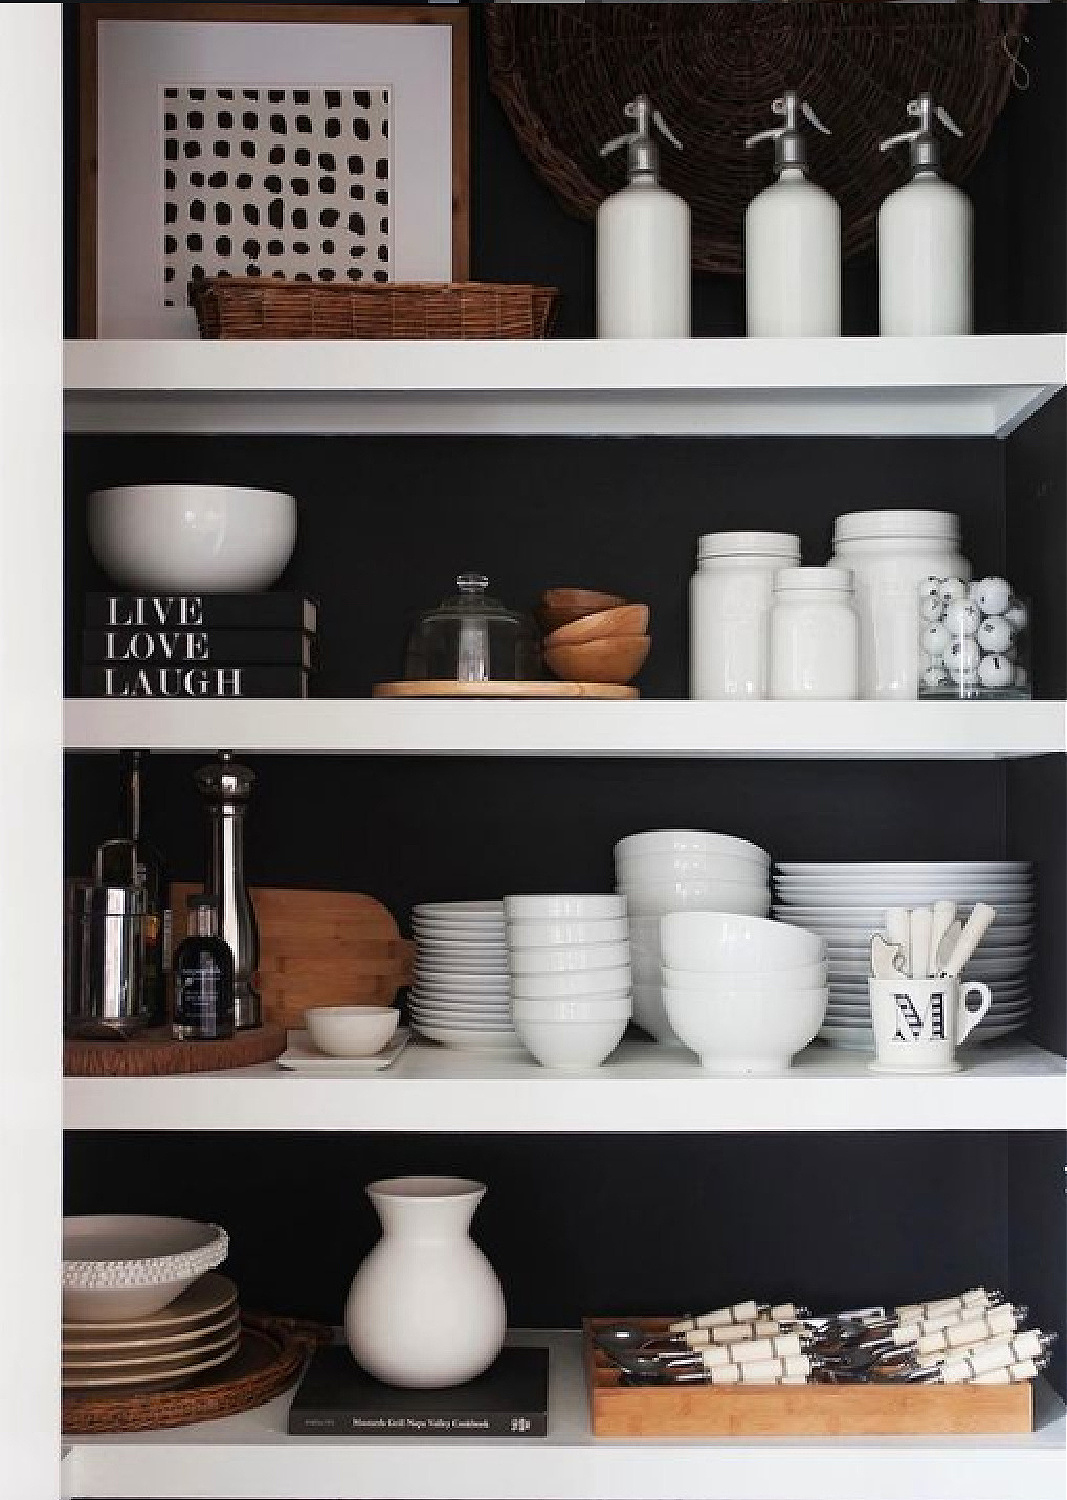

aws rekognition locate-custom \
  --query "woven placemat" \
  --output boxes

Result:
[62,1313,330,1435]
[485,2,1026,272]
[64,1024,287,1077]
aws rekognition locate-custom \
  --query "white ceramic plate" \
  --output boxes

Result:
[410,1011,513,1030]
[410,1021,525,1053]
[63,1321,240,1371]
[62,1273,237,1336]
[776,862,1031,875]
[63,1305,240,1354]
[412,902,503,918]
[62,1337,241,1390]
[278,1028,412,1073]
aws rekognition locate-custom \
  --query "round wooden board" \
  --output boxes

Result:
[64,1023,287,1078]
[373,680,639,699]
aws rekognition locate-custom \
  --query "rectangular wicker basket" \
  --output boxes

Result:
[190,277,558,340]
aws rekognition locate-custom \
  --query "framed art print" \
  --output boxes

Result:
[79,4,470,336]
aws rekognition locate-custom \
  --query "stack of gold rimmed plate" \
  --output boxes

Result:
[63,1272,240,1392]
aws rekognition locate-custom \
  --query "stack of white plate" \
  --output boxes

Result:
[773,862,1034,1050]
[63,1272,240,1391]
[409,901,522,1054]
[615,830,772,1045]
[504,894,632,1070]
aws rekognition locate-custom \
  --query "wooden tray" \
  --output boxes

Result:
[64,1024,287,1078]
[62,1313,329,1434]
[373,680,639,699]
[583,1319,1033,1437]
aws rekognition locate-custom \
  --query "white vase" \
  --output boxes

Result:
[344,1176,507,1389]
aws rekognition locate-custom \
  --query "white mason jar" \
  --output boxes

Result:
[689,532,801,699]
[771,567,859,700]
[832,511,971,700]
[345,1176,506,1388]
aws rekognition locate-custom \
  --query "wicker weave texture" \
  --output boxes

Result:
[192,278,559,340]
[485,2,1026,273]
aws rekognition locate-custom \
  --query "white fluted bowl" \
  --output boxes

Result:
[63,1216,229,1322]
[88,484,297,592]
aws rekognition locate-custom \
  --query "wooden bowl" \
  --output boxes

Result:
[545,604,649,646]
[537,587,627,634]
[545,635,650,685]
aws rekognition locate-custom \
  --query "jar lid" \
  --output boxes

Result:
[775,566,854,593]
[697,531,802,560]
[833,510,960,544]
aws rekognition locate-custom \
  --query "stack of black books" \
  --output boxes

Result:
[80,593,318,698]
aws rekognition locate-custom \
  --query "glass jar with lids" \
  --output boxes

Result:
[403,574,542,683]
[831,510,971,700]
[689,531,802,700]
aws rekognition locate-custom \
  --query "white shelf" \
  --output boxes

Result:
[63,698,1067,759]
[64,1331,1067,1500]
[63,1036,1067,1134]
[64,335,1065,438]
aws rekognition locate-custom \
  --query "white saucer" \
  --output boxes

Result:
[278,1028,411,1072]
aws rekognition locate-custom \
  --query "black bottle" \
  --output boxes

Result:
[173,896,235,1042]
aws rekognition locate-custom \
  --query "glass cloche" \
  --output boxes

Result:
[403,574,542,683]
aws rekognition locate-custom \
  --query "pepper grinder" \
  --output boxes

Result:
[194,751,261,1029]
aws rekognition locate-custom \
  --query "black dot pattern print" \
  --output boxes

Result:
[162,85,392,304]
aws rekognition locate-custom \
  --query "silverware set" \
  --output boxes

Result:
[595,1288,1056,1387]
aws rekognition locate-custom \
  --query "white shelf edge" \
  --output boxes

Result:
[62,1038,1067,1134]
[62,699,1067,760]
[63,334,1066,438]
[65,1332,1067,1500]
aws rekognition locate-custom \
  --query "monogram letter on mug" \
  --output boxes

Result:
[868,977,991,1074]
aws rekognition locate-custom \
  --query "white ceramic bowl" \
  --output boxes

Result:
[503,894,627,921]
[510,966,631,1000]
[663,960,827,991]
[88,485,297,592]
[618,852,771,884]
[513,1012,629,1071]
[63,1216,229,1322]
[512,997,632,1023]
[507,941,631,976]
[622,884,771,919]
[664,987,827,1074]
[661,912,824,973]
[506,916,630,948]
[305,1006,399,1058]
[615,830,770,866]
[632,984,682,1046]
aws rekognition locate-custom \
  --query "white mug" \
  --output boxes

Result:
[868,976,991,1074]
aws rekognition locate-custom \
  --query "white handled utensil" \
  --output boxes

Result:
[939,903,997,978]
[930,901,957,976]
[909,908,934,980]
[870,934,907,979]
[935,918,963,973]
[886,907,910,975]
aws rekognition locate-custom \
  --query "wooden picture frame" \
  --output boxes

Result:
[78,3,470,336]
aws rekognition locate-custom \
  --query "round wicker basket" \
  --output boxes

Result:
[485,2,1026,273]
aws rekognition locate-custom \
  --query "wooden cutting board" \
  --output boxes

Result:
[167,885,412,1030]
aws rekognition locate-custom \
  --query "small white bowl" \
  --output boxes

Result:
[304,1006,399,1058]
[622,884,771,919]
[614,830,771,866]
[507,940,631,976]
[88,484,297,592]
[662,912,824,973]
[513,1013,629,1071]
[506,916,630,949]
[663,960,827,991]
[504,894,627,922]
[509,967,631,1000]
[664,987,827,1075]
[512,996,632,1023]
[63,1216,229,1322]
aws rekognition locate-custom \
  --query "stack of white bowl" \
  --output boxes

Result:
[661,913,827,1074]
[772,861,1035,1050]
[409,901,522,1054]
[614,831,773,1045]
[503,895,632,1070]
